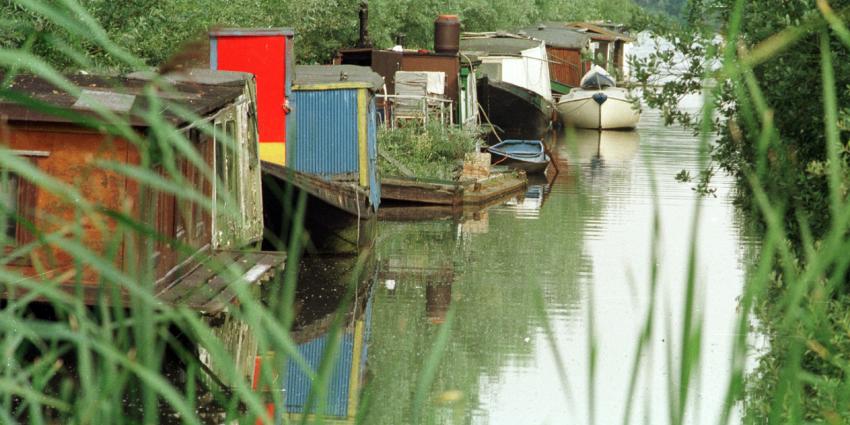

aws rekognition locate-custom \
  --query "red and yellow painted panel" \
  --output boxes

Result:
[210,29,294,165]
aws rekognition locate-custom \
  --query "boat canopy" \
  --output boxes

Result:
[580,65,616,89]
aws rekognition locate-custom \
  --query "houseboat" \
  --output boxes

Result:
[261,64,384,255]
[335,13,479,127]
[210,29,381,255]
[0,69,286,385]
[460,33,555,141]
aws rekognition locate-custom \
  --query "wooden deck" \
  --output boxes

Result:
[378,184,526,222]
[380,171,527,207]
[156,250,286,313]
[1,250,286,315]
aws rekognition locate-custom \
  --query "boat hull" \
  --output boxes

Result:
[477,77,554,140]
[487,139,550,174]
[557,88,640,129]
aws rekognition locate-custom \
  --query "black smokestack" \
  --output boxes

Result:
[357,1,372,48]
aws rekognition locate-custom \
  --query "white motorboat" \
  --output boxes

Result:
[557,66,640,129]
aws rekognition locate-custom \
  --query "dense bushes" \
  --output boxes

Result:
[0,0,641,69]
[633,0,850,421]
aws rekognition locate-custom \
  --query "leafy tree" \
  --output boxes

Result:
[632,0,850,421]
[1,0,642,69]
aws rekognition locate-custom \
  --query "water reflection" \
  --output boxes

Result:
[568,129,640,166]
[501,175,549,219]
[354,96,756,425]
[287,96,755,424]
[281,253,376,423]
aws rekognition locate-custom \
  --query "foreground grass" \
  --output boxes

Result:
[2,0,850,424]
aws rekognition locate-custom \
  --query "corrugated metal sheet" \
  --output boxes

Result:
[288,89,360,176]
[367,98,381,208]
[288,86,381,210]
[284,332,355,417]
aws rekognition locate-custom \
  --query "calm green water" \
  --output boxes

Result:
[359,96,758,424]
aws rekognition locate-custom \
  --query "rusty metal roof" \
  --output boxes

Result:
[0,70,249,127]
[564,22,634,42]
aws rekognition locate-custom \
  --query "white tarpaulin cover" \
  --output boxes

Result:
[394,71,446,96]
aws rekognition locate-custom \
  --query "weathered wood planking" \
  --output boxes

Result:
[379,171,527,207]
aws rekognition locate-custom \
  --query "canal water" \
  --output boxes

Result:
[355,96,759,424]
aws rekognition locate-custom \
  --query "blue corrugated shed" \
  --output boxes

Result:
[288,65,382,210]
[288,89,360,176]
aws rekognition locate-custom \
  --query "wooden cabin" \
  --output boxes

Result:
[565,22,634,81]
[0,69,284,312]
[521,23,593,93]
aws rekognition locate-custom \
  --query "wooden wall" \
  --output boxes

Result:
[547,47,588,88]
[2,123,213,289]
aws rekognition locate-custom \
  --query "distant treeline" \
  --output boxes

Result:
[632,0,688,18]
[0,0,642,70]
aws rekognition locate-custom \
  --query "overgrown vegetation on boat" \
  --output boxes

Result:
[377,122,479,180]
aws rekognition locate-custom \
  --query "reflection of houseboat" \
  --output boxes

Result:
[460,33,555,140]
[281,263,376,422]
[520,23,593,94]
[567,129,640,165]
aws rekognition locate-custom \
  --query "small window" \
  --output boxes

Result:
[214,122,226,182]
[246,113,259,169]
[1,172,19,243]
[224,120,240,205]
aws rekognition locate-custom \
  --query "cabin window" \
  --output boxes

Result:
[214,119,241,216]
[246,112,259,169]
[224,120,240,204]
[215,122,226,183]
[0,153,44,251]
[1,172,19,243]
[0,169,36,251]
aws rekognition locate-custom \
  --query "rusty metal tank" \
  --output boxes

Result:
[434,15,460,54]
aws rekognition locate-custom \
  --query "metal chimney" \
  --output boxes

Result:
[357,1,372,48]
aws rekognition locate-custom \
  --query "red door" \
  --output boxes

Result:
[211,29,294,165]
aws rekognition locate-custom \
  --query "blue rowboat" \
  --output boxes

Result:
[487,139,550,173]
